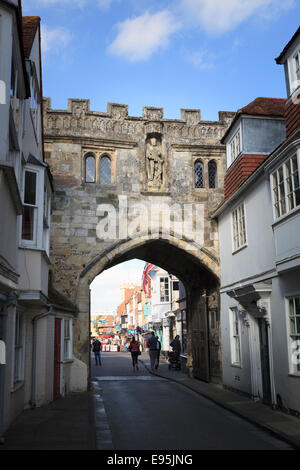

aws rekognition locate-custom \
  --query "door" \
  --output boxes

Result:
[208,308,222,382]
[258,318,272,405]
[53,318,62,401]
[190,292,210,382]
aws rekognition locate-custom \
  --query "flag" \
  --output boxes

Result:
[141,263,158,293]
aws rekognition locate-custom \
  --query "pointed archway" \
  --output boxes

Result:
[74,234,220,389]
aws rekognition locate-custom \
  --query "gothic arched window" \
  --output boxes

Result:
[194,160,204,188]
[100,155,111,184]
[85,154,95,183]
[208,160,217,189]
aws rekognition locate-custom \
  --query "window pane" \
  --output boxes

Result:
[290,317,296,334]
[295,297,300,315]
[85,155,95,183]
[22,206,34,240]
[100,156,111,184]
[194,161,204,188]
[296,317,300,334]
[24,171,36,205]
[208,161,217,188]
[289,298,295,315]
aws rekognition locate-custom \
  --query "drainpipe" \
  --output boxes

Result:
[0,291,18,444]
[31,305,53,409]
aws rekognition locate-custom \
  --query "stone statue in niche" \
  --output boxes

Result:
[146,136,164,189]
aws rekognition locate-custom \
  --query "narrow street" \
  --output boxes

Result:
[91,352,293,451]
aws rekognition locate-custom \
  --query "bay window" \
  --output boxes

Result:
[228,127,241,165]
[22,170,37,242]
[272,154,300,219]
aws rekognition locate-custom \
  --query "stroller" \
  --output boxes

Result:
[167,351,181,370]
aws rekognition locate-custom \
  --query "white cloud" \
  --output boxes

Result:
[41,24,72,54]
[178,0,295,34]
[186,50,215,69]
[23,0,86,7]
[23,0,119,9]
[108,10,180,62]
[97,0,120,11]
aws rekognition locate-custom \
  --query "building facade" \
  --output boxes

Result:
[0,1,77,440]
[43,95,233,385]
[215,28,300,414]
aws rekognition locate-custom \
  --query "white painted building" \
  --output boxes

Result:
[144,266,179,352]
[214,28,300,416]
[0,2,78,441]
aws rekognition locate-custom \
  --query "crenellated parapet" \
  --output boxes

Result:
[43,98,235,144]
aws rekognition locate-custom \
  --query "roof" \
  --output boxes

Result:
[275,27,300,64]
[221,97,286,143]
[237,97,286,117]
[48,284,78,314]
[22,16,40,58]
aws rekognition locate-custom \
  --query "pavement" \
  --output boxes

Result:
[1,351,300,450]
[139,353,300,450]
[0,390,96,450]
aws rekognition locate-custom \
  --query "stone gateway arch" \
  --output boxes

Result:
[43,98,234,389]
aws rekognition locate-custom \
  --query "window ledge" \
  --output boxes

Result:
[231,363,242,369]
[288,374,300,379]
[232,244,247,255]
[272,204,300,228]
[11,381,25,393]
[62,359,73,364]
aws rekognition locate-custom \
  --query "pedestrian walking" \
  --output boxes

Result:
[92,338,102,366]
[129,336,141,371]
[170,335,181,360]
[155,336,161,370]
[147,332,158,371]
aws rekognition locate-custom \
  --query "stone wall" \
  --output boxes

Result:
[43,98,234,382]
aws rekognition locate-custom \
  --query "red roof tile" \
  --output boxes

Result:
[236,97,286,117]
[22,16,40,58]
[221,97,286,143]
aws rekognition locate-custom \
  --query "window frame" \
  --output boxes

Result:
[84,153,96,183]
[270,152,300,221]
[62,318,73,362]
[230,307,242,367]
[231,202,247,253]
[20,164,46,250]
[286,295,300,376]
[99,154,112,185]
[11,309,25,389]
[21,168,39,246]
[294,49,300,82]
[208,159,218,189]
[160,276,170,303]
[227,124,242,167]
[194,159,204,188]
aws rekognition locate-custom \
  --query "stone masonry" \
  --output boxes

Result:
[43,98,234,386]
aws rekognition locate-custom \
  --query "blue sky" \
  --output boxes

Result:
[22,0,300,121]
[21,0,300,312]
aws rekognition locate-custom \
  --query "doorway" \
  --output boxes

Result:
[258,318,272,405]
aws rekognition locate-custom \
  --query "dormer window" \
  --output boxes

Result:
[228,127,241,165]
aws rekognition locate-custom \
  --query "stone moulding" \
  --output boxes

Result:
[43,98,235,143]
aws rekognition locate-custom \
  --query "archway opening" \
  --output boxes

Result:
[77,237,221,385]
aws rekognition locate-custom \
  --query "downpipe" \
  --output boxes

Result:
[0,292,18,445]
